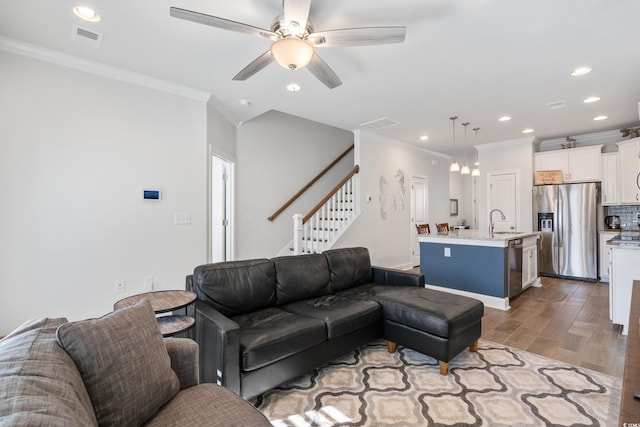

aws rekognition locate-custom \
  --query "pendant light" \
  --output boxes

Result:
[472,127,481,177]
[449,116,460,172]
[460,122,470,175]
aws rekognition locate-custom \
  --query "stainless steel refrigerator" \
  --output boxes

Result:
[532,182,599,281]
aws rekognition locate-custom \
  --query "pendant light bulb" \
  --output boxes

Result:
[460,122,470,175]
[449,116,459,173]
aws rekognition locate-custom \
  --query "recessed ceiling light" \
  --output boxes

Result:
[420,135,429,141]
[73,6,101,22]
[239,99,251,107]
[570,66,592,76]
[593,115,608,121]
[286,83,301,93]
[584,96,600,103]
[522,128,534,134]
[498,116,511,122]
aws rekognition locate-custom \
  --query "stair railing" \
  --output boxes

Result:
[268,145,354,222]
[293,165,360,254]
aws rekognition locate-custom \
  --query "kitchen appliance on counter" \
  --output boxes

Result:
[604,215,621,229]
[533,182,599,281]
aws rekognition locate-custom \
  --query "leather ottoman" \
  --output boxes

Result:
[371,286,484,374]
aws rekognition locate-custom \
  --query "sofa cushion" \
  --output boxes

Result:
[323,247,373,292]
[56,300,180,427]
[145,383,271,426]
[283,294,381,339]
[232,307,326,371]
[194,259,276,317]
[0,317,98,427]
[273,254,331,305]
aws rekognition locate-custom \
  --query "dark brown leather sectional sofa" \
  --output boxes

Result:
[187,247,484,399]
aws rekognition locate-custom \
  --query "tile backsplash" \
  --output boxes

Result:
[605,205,640,230]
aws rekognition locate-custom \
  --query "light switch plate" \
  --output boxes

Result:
[174,212,191,225]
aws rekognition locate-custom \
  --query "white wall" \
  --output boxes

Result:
[337,131,451,268]
[0,52,208,335]
[236,111,354,259]
[476,136,535,233]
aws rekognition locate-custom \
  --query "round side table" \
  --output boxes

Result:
[114,290,196,337]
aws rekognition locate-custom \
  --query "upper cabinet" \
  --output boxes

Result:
[601,152,619,206]
[534,145,603,183]
[617,137,640,204]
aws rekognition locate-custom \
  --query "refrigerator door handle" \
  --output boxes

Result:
[557,190,563,248]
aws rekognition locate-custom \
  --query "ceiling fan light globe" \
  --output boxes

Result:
[271,38,314,70]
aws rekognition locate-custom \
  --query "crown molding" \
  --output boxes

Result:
[0,35,211,103]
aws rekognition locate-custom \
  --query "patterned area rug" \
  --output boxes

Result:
[252,339,621,426]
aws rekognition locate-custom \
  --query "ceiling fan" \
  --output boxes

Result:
[170,0,406,89]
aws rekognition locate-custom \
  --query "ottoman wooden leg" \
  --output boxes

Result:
[469,339,479,352]
[386,340,397,353]
[439,361,449,375]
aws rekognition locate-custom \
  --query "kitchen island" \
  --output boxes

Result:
[419,230,541,310]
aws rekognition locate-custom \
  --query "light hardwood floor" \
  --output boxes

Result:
[408,269,627,378]
[483,277,626,378]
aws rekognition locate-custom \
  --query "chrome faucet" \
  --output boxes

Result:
[489,209,506,237]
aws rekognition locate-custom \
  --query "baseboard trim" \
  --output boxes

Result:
[424,284,510,311]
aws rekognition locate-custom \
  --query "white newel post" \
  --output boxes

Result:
[293,213,303,255]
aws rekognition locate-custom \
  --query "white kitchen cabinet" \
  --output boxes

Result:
[599,231,619,282]
[610,245,640,335]
[522,236,539,289]
[601,152,619,206]
[534,145,603,183]
[616,137,640,204]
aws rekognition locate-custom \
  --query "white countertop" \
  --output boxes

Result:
[418,230,540,248]
[608,239,640,249]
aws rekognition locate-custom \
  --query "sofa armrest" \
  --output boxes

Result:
[164,338,199,390]
[372,266,425,287]
[194,300,242,395]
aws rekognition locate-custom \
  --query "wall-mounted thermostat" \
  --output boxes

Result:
[143,189,162,200]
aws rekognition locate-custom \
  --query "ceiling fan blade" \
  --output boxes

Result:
[283,0,311,35]
[232,51,275,81]
[306,54,342,89]
[170,7,278,41]
[310,26,406,47]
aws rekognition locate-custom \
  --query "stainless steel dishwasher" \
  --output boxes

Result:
[507,238,523,297]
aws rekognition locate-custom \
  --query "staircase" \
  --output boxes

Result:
[293,166,359,254]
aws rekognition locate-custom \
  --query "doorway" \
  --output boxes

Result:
[411,175,428,267]
[211,154,233,262]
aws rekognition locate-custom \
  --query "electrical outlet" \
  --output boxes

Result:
[114,280,125,293]
[143,276,153,291]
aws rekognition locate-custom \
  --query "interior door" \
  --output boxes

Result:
[488,172,517,232]
[411,176,428,267]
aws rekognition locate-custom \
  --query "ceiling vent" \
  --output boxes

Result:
[360,117,398,130]
[71,25,103,48]
[547,100,567,110]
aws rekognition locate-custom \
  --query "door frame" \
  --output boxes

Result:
[210,152,235,263]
